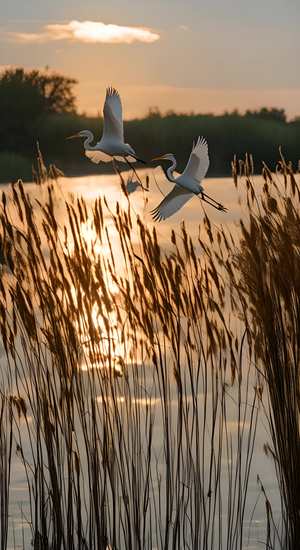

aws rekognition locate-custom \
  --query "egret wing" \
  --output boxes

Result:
[102,87,124,142]
[85,150,112,163]
[151,185,194,221]
[182,137,209,183]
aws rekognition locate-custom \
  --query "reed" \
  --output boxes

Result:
[223,153,300,549]
[0,394,13,550]
[0,152,284,549]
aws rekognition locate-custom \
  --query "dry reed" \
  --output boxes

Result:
[2,151,296,549]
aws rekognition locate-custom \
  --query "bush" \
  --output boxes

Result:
[0,152,32,183]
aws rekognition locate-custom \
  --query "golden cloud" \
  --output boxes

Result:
[8,20,160,45]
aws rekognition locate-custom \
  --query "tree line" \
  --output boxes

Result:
[0,67,299,182]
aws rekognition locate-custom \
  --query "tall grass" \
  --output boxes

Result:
[0,394,13,550]
[224,154,300,549]
[0,159,263,549]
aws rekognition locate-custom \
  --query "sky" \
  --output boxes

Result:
[1,0,299,119]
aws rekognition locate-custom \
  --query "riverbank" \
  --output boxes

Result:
[1,110,300,183]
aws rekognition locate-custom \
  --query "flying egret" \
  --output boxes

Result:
[67,87,145,167]
[151,137,227,221]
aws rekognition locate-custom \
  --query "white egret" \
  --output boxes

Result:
[67,87,145,168]
[151,137,227,221]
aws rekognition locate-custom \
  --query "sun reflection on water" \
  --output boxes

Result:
[67,216,131,376]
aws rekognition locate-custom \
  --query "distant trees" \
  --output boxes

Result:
[245,107,287,123]
[0,66,299,181]
[0,67,77,153]
[128,109,297,176]
[147,106,288,124]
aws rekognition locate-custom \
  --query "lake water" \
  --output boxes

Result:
[1,168,281,549]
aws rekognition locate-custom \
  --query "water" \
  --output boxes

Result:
[1,168,280,549]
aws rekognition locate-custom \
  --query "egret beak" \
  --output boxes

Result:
[66,133,80,140]
[151,155,166,162]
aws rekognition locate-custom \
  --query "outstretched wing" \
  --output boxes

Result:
[85,150,112,163]
[151,186,194,221]
[102,87,124,142]
[182,137,209,183]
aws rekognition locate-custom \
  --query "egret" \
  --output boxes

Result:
[151,137,227,221]
[67,87,145,168]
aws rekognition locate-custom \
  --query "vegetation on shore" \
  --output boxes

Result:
[1,67,300,182]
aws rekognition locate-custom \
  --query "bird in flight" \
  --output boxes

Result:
[67,87,145,169]
[151,137,227,221]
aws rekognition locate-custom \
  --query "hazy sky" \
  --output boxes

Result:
[1,0,299,118]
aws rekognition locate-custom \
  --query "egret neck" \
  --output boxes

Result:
[82,131,95,150]
[162,157,177,183]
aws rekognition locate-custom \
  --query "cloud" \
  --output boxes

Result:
[8,20,160,45]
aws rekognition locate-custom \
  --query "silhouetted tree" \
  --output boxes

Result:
[0,68,77,152]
